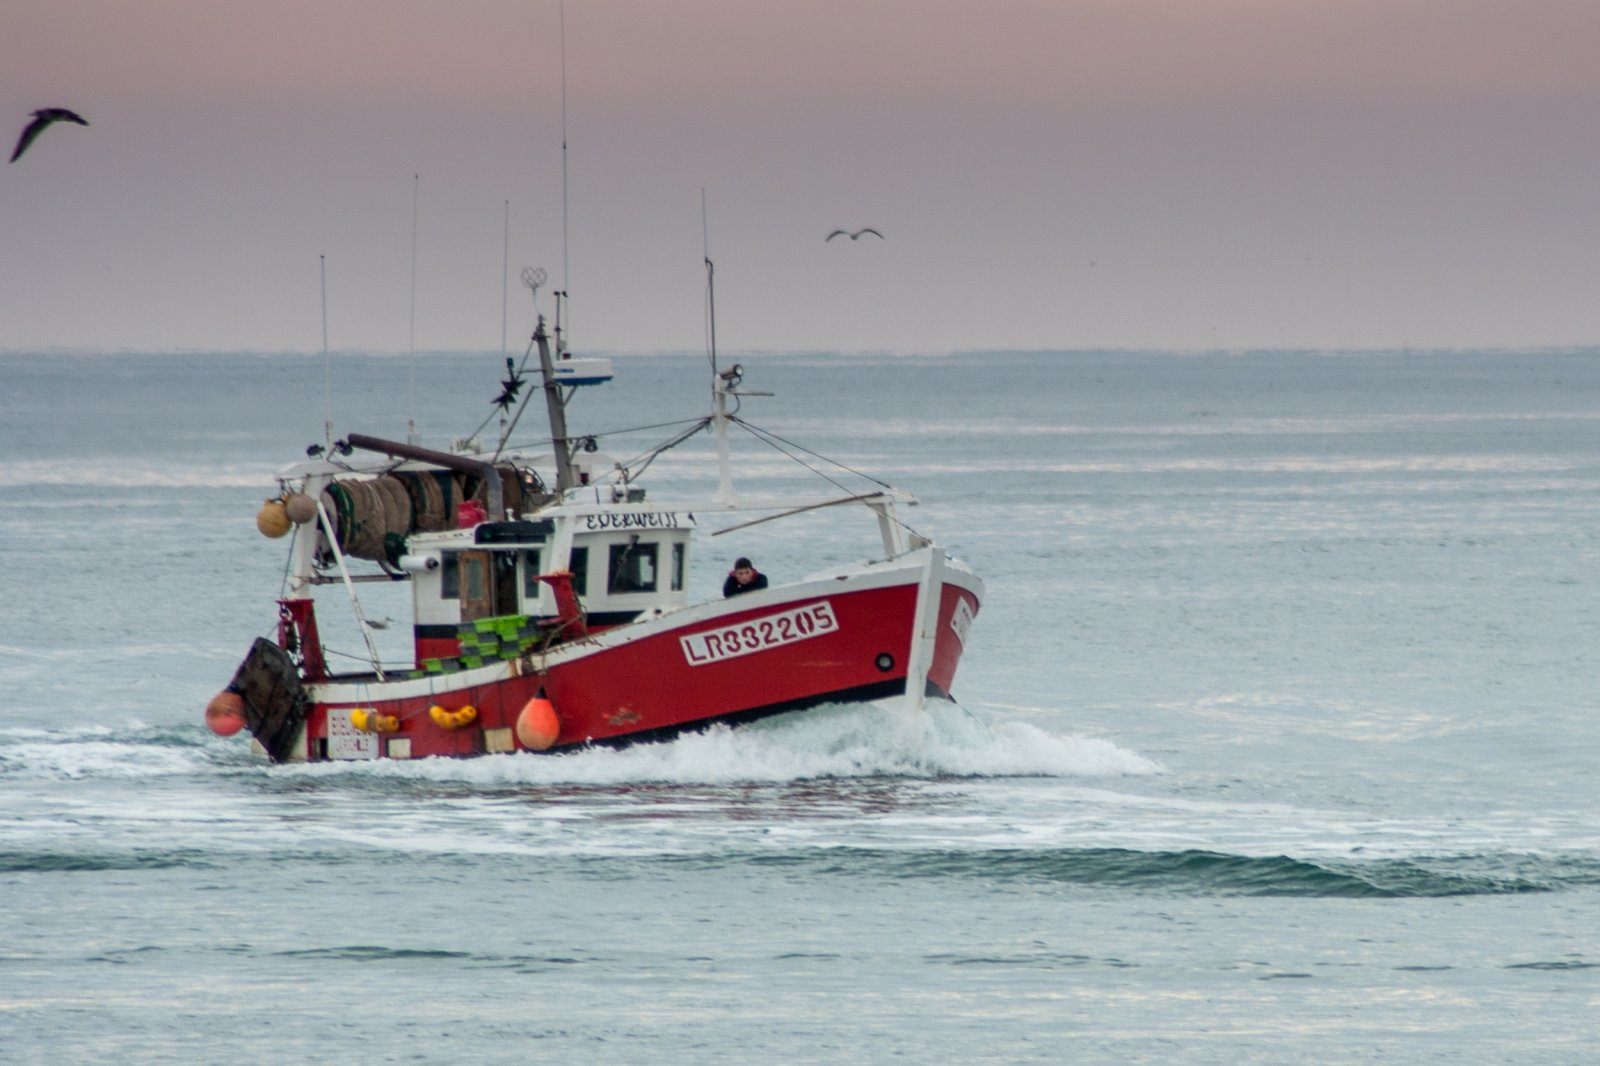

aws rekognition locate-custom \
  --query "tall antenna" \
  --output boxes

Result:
[559,0,571,344]
[501,199,510,355]
[321,254,332,447]
[408,172,420,442]
[702,188,717,383]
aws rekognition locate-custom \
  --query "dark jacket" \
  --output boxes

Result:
[723,570,769,597]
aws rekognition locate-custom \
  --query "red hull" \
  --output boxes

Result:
[292,571,980,762]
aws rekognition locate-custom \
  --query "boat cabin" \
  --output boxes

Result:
[403,508,696,663]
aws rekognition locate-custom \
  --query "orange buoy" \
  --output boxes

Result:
[205,691,247,737]
[515,697,560,751]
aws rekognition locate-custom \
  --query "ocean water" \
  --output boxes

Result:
[2,347,1598,1063]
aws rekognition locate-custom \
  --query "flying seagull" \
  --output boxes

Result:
[10,108,89,163]
[826,227,883,242]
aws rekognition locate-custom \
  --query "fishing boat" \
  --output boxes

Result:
[205,280,983,762]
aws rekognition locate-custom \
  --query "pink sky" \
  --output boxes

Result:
[5,0,1600,353]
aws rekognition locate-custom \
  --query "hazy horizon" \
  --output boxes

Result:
[8,342,1598,361]
[7,1,1600,356]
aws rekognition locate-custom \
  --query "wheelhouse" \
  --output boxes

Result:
[404,508,696,662]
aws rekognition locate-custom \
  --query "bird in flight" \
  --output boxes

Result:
[826,228,883,242]
[10,108,89,163]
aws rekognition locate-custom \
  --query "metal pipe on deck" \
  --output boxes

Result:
[345,433,505,520]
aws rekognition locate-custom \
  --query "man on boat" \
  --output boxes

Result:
[723,557,768,597]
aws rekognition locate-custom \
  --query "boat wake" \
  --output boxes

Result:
[7,719,1600,900]
[272,699,1163,787]
[0,723,217,781]
[0,701,1158,786]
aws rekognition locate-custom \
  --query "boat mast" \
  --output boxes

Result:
[713,374,735,504]
[702,252,768,503]
[711,360,767,505]
[705,255,735,502]
[535,318,579,493]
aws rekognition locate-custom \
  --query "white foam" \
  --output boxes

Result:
[273,700,1162,787]
[0,736,204,781]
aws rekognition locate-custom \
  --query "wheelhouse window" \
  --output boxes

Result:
[440,551,459,599]
[521,549,543,599]
[608,541,658,594]
[568,546,589,596]
[671,542,685,591]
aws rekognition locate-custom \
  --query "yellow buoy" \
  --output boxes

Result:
[515,697,560,751]
[429,705,478,730]
[351,708,399,734]
[256,498,291,538]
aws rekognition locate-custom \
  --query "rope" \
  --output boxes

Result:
[617,417,712,481]
[731,417,897,490]
[493,415,711,459]
[319,644,414,672]
[729,417,929,542]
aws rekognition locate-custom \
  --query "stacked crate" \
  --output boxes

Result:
[417,615,543,675]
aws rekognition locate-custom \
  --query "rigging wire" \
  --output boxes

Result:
[730,417,897,490]
[278,522,300,600]
[615,417,712,481]
[320,644,414,672]
[481,413,711,464]
[586,415,714,440]
[729,418,857,497]
[493,367,552,461]
[729,417,928,541]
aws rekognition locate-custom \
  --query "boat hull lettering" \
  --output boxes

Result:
[583,511,685,531]
[680,601,838,665]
